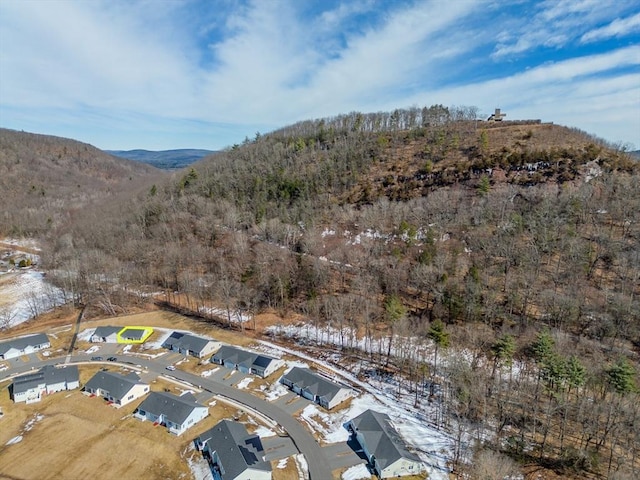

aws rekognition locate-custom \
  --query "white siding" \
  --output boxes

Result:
[380,458,424,478]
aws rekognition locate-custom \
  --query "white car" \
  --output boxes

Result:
[165,365,176,371]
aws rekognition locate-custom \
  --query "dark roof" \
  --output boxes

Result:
[120,328,146,340]
[13,365,79,394]
[136,391,205,425]
[162,331,214,354]
[84,371,144,401]
[283,367,345,401]
[92,326,121,338]
[350,409,422,470]
[0,333,49,356]
[213,345,277,370]
[197,420,271,479]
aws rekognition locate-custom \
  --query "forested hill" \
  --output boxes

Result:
[43,107,639,478]
[106,149,216,170]
[0,128,165,236]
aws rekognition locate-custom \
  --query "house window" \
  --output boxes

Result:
[128,395,134,400]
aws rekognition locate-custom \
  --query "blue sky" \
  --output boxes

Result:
[1,0,639,150]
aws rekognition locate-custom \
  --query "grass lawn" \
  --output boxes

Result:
[0,369,241,480]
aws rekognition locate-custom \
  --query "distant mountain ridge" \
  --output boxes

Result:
[106,149,215,169]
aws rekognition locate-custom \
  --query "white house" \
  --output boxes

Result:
[346,409,424,478]
[280,366,353,410]
[12,365,79,404]
[84,371,149,408]
[162,331,221,358]
[211,345,284,378]
[134,391,208,435]
[0,333,50,360]
[90,326,122,343]
[196,419,272,480]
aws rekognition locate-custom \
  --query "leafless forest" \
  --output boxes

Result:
[2,107,638,478]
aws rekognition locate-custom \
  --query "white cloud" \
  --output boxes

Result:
[581,12,640,43]
[0,0,638,149]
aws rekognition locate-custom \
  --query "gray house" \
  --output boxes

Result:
[280,366,353,410]
[162,331,221,358]
[346,409,424,478]
[12,365,79,404]
[134,391,208,435]
[84,371,149,407]
[196,419,272,480]
[211,345,283,378]
[0,333,50,360]
[90,326,121,343]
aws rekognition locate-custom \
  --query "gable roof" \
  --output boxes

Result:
[197,420,271,479]
[213,345,277,370]
[0,333,49,356]
[137,391,205,425]
[120,328,146,340]
[283,367,344,401]
[92,326,121,338]
[13,365,79,394]
[162,331,214,354]
[350,409,421,470]
[84,371,144,401]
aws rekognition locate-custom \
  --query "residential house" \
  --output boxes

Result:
[211,345,283,378]
[11,365,79,404]
[196,419,272,480]
[0,334,50,360]
[90,326,121,343]
[280,366,353,410]
[84,371,149,407]
[162,331,221,359]
[346,409,424,479]
[134,391,208,435]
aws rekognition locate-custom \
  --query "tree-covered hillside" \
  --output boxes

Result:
[0,128,165,236]
[40,107,639,478]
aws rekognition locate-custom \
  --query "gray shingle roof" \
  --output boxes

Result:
[162,331,213,354]
[212,345,277,370]
[197,420,271,479]
[283,366,344,401]
[92,326,121,338]
[350,409,421,470]
[84,371,144,401]
[120,328,146,340]
[0,333,49,356]
[13,365,79,394]
[136,391,205,425]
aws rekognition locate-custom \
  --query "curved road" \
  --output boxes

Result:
[1,352,331,480]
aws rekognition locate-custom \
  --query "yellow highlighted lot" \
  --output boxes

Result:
[116,326,154,344]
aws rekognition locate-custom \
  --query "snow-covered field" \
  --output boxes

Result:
[0,270,65,328]
[0,239,65,329]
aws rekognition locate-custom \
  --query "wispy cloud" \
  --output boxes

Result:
[0,0,638,149]
[581,12,640,43]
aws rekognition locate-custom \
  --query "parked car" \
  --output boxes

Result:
[165,365,176,371]
[107,357,117,361]
[91,356,103,361]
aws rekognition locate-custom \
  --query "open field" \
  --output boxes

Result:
[0,368,240,480]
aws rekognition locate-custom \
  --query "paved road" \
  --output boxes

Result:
[1,352,333,480]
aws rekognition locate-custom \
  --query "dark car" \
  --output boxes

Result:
[107,356,117,362]
[91,356,103,361]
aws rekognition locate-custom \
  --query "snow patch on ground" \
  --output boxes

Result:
[276,458,288,469]
[198,306,250,324]
[341,463,370,480]
[85,345,100,354]
[294,454,308,478]
[5,436,23,445]
[264,382,290,402]
[253,425,276,438]
[185,443,213,480]
[200,367,220,378]
[0,270,66,328]
[235,377,254,390]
